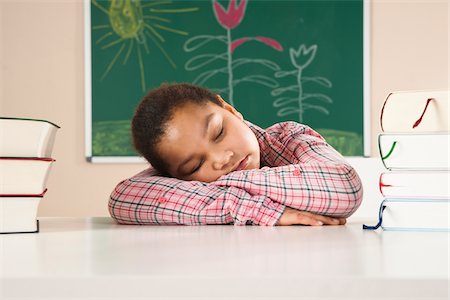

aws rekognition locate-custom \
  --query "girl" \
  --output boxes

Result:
[109,83,363,226]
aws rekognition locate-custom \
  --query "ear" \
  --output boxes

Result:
[216,95,244,121]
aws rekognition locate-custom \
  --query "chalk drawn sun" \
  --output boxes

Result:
[92,0,198,91]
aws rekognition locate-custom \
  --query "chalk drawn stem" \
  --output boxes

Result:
[227,28,234,106]
[297,67,304,123]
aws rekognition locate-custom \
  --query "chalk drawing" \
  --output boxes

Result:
[92,0,198,92]
[183,0,283,106]
[272,44,332,123]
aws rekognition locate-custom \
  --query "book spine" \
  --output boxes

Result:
[378,173,391,197]
[379,92,392,132]
[362,200,386,230]
[0,220,39,234]
[0,157,55,161]
[0,189,47,197]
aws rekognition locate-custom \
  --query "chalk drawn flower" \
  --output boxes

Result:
[185,0,282,106]
[290,44,317,70]
[273,43,332,123]
[213,0,247,30]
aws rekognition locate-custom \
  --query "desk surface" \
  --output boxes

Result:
[1,217,449,300]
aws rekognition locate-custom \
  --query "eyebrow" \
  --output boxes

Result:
[176,112,215,175]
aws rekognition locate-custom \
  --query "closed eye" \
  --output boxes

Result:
[215,126,224,141]
[189,159,204,175]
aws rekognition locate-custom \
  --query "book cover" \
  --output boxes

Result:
[373,198,449,231]
[380,90,449,133]
[0,191,46,234]
[380,171,450,199]
[378,133,449,170]
[0,117,60,158]
[0,158,54,195]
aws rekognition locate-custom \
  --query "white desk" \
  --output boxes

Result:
[1,218,449,300]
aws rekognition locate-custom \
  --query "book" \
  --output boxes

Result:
[0,191,46,234]
[380,90,449,132]
[0,117,60,157]
[365,90,450,232]
[378,133,449,170]
[380,171,450,199]
[367,198,450,231]
[0,157,54,195]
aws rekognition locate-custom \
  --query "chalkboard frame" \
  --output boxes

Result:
[84,0,371,163]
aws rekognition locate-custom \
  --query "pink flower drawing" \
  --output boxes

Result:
[213,0,248,29]
[231,37,283,53]
[185,0,284,106]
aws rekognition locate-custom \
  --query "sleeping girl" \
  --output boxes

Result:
[109,83,363,226]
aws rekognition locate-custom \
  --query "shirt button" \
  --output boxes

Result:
[159,197,168,203]
[293,169,301,176]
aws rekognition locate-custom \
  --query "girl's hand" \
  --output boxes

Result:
[277,207,347,226]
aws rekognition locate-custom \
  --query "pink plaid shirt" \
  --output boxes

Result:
[109,121,363,225]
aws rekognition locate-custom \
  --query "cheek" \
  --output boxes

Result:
[193,169,222,183]
[226,125,259,157]
[240,127,259,151]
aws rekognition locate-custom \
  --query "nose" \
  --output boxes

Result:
[212,150,234,170]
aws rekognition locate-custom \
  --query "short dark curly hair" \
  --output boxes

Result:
[131,82,222,175]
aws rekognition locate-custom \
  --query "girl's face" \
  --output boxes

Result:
[156,97,261,182]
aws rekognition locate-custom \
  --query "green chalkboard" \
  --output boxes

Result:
[86,0,367,162]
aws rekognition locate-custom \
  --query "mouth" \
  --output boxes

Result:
[233,155,249,172]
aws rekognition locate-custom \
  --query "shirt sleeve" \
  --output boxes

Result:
[215,122,363,218]
[109,168,285,226]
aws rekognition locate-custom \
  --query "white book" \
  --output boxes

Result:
[378,133,449,170]
[380,171,450,199]
[0,191,45,233]
[380,90,449,132]
[375,198,450,231]
[0,158,54,195]
[0,117,60,157]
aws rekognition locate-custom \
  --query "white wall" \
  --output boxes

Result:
[1,0,448,219]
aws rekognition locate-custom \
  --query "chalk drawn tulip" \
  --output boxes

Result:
[290,44,317,70]
[213,0,247,30]
[273,43,332,124]
[185,0,282,106]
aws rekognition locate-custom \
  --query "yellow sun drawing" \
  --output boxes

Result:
[92,0,198,92]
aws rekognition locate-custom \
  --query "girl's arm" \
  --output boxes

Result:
[214,122,363,218]
[109,168,285,225]
[109,122,362,225]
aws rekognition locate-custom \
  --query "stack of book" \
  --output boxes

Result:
[364,90,449,231]
[0,117,60,234]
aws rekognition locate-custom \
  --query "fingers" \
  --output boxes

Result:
[277,208,347,226]
[299,211,343,225]
[315,215,342,225]
[277,208,316,226]
[296,214,323,226]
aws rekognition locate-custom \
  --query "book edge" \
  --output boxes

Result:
[0,117,60,128]
[0,220,40,234]
[0,189,48,198]
[0,157,55,161]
